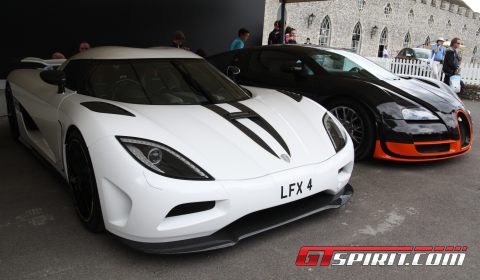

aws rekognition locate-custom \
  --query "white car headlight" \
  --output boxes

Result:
[117,136,213,180]
[323,113,347,152]
[402,108,439,120]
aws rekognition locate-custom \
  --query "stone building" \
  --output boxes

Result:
[262,0,480,63]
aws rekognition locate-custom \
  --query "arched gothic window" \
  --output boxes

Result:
[472,46,477,64]
[462,25,467,34]
[319,16,331,46]
[380,28,388,45]
[384,4,392,18]
[446,20,451,31]
[352,23,361,53]
[425,36,430,46]
[404,33,411,48]
[356,0,365,12]
[408,10,414,22]
[477,28,480,38]
[431,0,436,7]
[428,15,434,27]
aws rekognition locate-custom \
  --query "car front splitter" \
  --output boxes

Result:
[113,184,353,254]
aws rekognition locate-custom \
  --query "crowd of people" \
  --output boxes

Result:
[44,26,464,92]
[267,20,309,45]
[428,37,464,90]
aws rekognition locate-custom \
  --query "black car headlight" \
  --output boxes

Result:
[323,113,347,152]
[117,137,213,180]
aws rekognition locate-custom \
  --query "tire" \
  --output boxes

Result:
[326,99,376,161]
[66,129,105,232]
[5,83,20,141]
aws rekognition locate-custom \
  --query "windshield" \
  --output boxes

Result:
[83,59,249,105]
[414,49,431,59]
[310,49,399,80]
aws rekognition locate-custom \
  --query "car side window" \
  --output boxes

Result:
[398,49,406,57]
[62,60,93,91]
[249,51,313,75]
[405,49,413,57]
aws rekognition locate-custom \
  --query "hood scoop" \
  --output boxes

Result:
[81,102,135,117]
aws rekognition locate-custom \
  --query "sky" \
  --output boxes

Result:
[463,0,480,13]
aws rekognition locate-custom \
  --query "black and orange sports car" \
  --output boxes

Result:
[207,45,472,161]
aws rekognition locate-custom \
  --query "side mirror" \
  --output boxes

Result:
[40,70,66,93]
[227,66,240,76]
[227,66,240,81]
[280,61,303,73]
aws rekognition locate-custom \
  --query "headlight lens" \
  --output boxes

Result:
[117,137,213,180]
[402,108,439,120]
[323,113,347,152]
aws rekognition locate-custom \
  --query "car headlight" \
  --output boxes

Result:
[402,108,439,120]
[323,113,347,152]
[117,137,213,180]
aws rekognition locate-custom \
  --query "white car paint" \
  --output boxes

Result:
[6,47,354,251]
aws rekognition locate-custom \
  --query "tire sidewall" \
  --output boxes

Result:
[66,130,105,232]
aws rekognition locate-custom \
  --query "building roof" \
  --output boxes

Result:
[446,0,471,10]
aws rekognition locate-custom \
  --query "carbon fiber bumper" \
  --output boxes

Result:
[114,184,353,254]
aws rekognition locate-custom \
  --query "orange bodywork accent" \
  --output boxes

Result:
[373,141,471,162]
[374,110,472,162]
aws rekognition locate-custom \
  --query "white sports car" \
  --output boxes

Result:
[6,47,354,253]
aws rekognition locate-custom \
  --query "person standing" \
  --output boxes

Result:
[268,21,281,45]
[383,46,388,58]
[79,42,90,52]
[231,28,249,50]
[443,37,461,85]
[171,31,190,51]
[287,28,297,44]
[431,38,446,80]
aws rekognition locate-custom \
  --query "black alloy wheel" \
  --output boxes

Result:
[66,130,105,232]
[327,99,376,161]
[5,83,20,141]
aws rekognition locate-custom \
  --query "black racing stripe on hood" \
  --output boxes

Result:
[229,102,291,157]
[202,104,279,158]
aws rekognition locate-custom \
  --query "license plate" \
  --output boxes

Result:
[280,178,313,199]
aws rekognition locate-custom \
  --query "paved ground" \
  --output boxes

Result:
[0,100,479,279]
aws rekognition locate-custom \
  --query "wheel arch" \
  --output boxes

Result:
[321,93,380,120]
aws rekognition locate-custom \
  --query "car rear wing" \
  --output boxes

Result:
[21,57,66,67]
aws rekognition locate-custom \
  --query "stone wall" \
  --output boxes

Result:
[263,0,480,63]
[459,84,480,100]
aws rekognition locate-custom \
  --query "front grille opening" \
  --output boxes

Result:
[457,112,471,148]
[415,144,450,154]
[166,201,215,217]
[412,134,450,142]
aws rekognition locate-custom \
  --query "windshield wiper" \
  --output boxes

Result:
[170,60,216,104]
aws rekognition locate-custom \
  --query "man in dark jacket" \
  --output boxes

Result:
[268,21,281,45]
[442,37,460,85]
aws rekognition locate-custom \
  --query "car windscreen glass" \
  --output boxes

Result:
[249,50,314,75]
[63,60,93,91]
[310,50,399,80]
[83,59,249,105]
[414,49,431,59]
